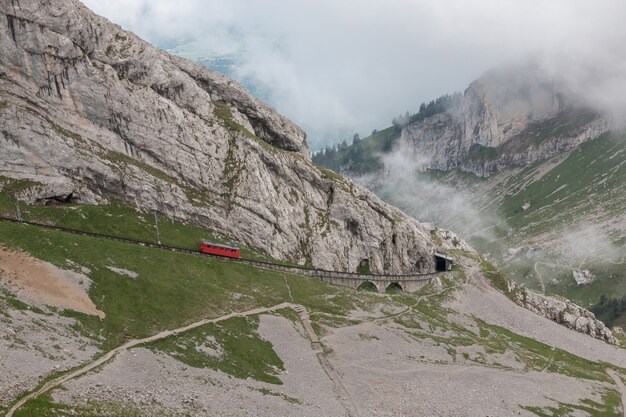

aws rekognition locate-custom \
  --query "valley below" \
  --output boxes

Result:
[318,113,626,331]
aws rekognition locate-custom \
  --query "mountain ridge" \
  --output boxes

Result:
[315,64,612,177]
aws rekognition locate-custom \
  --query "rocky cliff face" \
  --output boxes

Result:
[401,65,611,176]
[508,281,617,344]
[0,0,448,273]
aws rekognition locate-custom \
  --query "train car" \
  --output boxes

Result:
[199,240,241,259]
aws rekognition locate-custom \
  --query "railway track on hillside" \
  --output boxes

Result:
[0,215,436,283]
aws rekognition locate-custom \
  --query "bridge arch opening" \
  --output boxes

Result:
[385,282,403,294]
[357,281,378,292]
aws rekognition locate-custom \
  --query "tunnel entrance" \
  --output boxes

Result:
[36,192,79,205]
[434,252,453,272]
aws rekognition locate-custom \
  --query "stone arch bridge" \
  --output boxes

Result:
[238,259,439,293]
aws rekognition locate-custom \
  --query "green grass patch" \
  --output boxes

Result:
[476,319,615,382]
[499,132,626,232]
[14,393,183,417]
[318,167,351,192]
[0,218,380,351]
[50,122,84,143]
[356,259,371,275]
[254,387,301,404]
[143,315,285,384]
[0,220,294,351]
[0,288,46,314]
[0,182,285,264]
[590,295,626,328]
[521,387,622,417]
[479,259,512,294]
[0,176,41,194]
[385,282,403,294]
[212,100,277,157]
[392,282,621,382]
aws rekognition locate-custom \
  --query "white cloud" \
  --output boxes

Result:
[81,0,626,148]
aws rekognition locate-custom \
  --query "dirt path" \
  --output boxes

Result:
[6,303,303,416]
[371,279,461,326]
[540,347,556,373]
[284,275,294,303]
[6,302,357,417]
[607,369,626,417]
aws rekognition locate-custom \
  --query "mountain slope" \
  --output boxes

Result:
[0,0,446,274]
[437,132,626,322]
[0,213,624,416]
[1,3,625,416]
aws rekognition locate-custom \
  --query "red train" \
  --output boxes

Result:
[199,240,241,258]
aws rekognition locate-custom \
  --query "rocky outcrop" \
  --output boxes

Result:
[400,65,611,177]
[0,0,446,273]
[509,282,617,344]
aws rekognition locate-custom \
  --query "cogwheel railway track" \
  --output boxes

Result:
[0,215,437,283]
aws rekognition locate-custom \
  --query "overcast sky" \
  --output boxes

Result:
[82,0,626,149]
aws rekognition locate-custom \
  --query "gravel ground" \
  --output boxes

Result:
[323,321,612,417]
[0,298,100,406]
[448,276,626,368]
[54,314,346,416]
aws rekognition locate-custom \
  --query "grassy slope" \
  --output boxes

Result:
[0,216,379,415]
[482,133,625,312]
[315,126,625,324]
[496,132,625,235]
[144,315,285,384]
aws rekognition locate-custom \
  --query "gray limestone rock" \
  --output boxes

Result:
[399,64,611,177]
[0,0,447,273]
[514,286,617,344]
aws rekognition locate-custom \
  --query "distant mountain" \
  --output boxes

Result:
[316,63,610,177]
[315,65,626,328]
[384,133,626,325]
